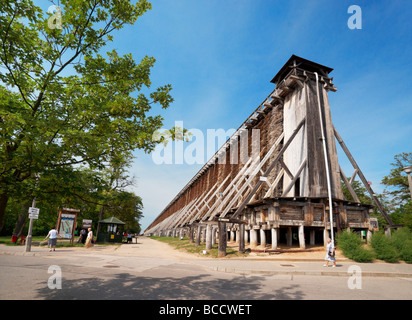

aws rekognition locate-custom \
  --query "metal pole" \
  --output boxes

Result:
[403,166,412,201]
[315,72,334,246]
[25,197,36,252]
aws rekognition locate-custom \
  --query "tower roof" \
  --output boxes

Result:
[271,54,333,85]
[99,216,125,225]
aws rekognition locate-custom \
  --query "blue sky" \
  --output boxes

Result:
[69,0,412,230]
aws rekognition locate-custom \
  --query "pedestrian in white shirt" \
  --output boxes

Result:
[44,226,58,252]
[324,238,336,267]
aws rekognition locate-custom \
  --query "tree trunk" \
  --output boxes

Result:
[0,193,9,233]
[96,204,106,241]
[13,201,30,237]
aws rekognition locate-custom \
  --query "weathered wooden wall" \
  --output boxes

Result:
[145,55,372,240]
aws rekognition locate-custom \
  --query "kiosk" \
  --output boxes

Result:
[96,216,125,243]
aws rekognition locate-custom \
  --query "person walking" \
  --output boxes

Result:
[44,226,58,252]
[324,238,336,267]
[77,228,86,244]
[85,227,93,248]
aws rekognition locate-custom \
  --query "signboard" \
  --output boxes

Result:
[28,207,40,220]
[56,208,80,246]
[58,214,76,239]
[82,219,92,229]
[28,207,40,215]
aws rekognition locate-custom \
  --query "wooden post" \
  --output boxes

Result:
[249,228,258,248]
[260,228,266,248]
[218,221,227,258]
[212,227,217,245]
[367,229,372,243]
[310,229,315,245]
[189,226,194,243]
[195,225,201,246]
[287,227,293,247]
[271,227,278,249]
[239,223,245,254]
[205,224,212,250]
[298,224,305,249]
[201,227,206,242]
[385,227,391,239]
[230,229,235,242]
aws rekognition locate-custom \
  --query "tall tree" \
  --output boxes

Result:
[382,152,412,207]
[381,152,412,229]
[0,0,173,231]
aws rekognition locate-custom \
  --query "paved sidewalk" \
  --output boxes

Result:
[1,238,412,279]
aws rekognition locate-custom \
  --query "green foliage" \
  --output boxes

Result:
[381,153,412,207]
[399,240,412,264]
[391,227,412,251]
[0,0,177,232]
[391,227,412,263]
[336,230,374,262]
[341,179,372,205]
[370,232,399,262]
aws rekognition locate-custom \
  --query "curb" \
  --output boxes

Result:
[209,266,412,278]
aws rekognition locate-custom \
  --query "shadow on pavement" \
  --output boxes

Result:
[36,272,305,300]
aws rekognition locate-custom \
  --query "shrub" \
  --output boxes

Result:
[370,232,399,263]
[400,239,412,264]
[337,230,374,262]
[391,227,412,251]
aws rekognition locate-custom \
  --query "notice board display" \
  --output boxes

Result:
[57,208,80,246]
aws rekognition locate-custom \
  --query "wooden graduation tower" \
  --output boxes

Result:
[145,55,392,256]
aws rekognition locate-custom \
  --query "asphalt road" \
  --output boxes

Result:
[0,238,411,301]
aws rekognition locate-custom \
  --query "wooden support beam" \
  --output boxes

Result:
[349,168,358,185]
[280,159,294,180]
[231,117,306,220]
[264,169,284,199]
[334,126,393,226]
[216,131,286,220]
[339,165,360,203]
[281,159,307,197]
